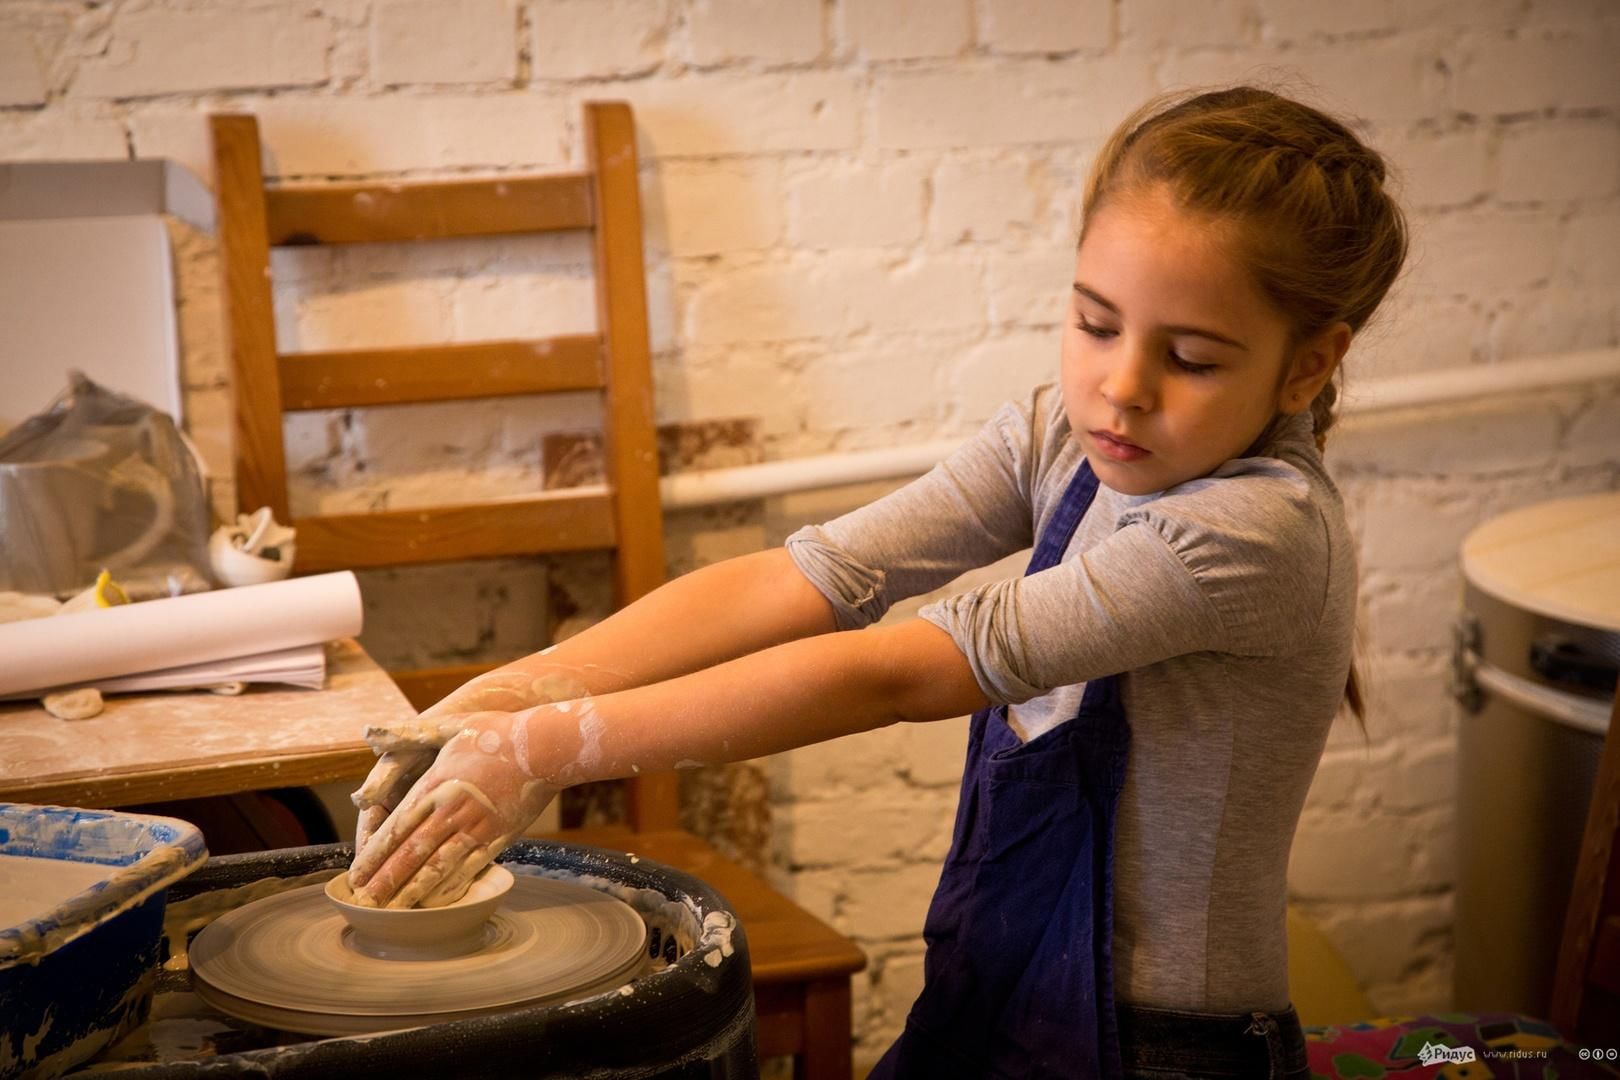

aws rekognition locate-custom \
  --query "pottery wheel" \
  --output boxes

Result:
[190,872,647,1036]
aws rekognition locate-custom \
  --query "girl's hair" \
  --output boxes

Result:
[1080,82,1411,731]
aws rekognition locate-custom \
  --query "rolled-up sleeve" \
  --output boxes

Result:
[785,395,1042,631]
[918,469,1330,705]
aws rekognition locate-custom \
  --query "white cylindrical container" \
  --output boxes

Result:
[1453,493,1620,1017]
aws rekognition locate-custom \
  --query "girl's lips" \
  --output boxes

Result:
[1089,430,1150,462]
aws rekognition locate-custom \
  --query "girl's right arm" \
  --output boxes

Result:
[352,549,838,844]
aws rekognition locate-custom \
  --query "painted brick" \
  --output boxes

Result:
[1497,120,1620,204]
[1380,740,1457,812]
[355,558,550,668]
[931,156,1037,244]
[771,724,905,796]
[0,109,126,160]
[686,0,823,66]
[0,31,46,106]
[1452,28,1620,116]
[800,336,957,430]
[127,109,218,187]
[843,0,972,62]
[450,270,596,340]
[1118,0,1248,50]
[657,349,806,435]
[1402,0,1525,30]
[842,863,942,939]
[1353,653,1455,749]
[1257,0,1397,43]
[1333,396,1563,476]
[1381,127,1490,210]
[1485,288,1618,363]
[1312,895,1453,986]
[1303,742,1398,812]
[1364,569,1461,654]
[1404,211,1561,298]
[372,0,518,86]
[1565,392,1620,470]
[253,93,571,176]
[684,251,981,345]
[946,332,1060,425]
[276,276,455,351]
[876,950,926,1025]
[652,159,783,256]
[982,0,1112,53]
[872,58,1156,149]
[986,248,1074,326]
[179,383,233,488]
[528,0,668,79]
[1359,480,1488,571]
[777,793,954,867]
[1353,291,1482,377]
[898,715,970,786]
[1289,814,1426,900]
[1559,208,1620,290]
[73,9,331,99]
[786,157,928,249]
[1365,960,1451,1016]
[1258,32,1446,127]
[579,72,859,157]
[866,254,984,335]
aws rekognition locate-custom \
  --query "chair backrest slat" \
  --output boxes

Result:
[213,114,292,521]
[1552,690,1620,1038]
[293,491,616,574]
[587,106,667,610]
[279,336,605,410]
[265,174,593,246]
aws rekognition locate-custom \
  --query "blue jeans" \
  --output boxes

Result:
[1118,1002,1312,1080]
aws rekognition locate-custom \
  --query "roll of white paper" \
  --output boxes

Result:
[0,572,363,697]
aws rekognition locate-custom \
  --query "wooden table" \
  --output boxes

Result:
[0,638,411,808]
[550,824,869,1080]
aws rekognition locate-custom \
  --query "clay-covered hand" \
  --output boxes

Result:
[348,711,558,909]
[349,670,586,852]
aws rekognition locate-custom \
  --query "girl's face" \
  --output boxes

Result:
[1061,186,1342,496]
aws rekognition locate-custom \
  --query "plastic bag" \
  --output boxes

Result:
[0,371,213,599]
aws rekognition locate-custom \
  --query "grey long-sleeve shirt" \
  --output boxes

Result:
[784,382,1357,1012]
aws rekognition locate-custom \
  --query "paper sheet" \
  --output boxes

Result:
[0,572,363,697]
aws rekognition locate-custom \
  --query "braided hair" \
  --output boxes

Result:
[1080,83,1410,453]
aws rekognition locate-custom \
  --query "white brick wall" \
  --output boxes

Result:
[6,0,1617,1067]
[371,0,519,87]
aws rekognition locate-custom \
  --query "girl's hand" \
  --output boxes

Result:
[349,669,589,854]
[347,711,559,909]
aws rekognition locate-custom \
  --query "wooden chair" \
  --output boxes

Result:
[210,102,866,1079]
[1550,686,1620,1040]
[1299,686,1620,1072]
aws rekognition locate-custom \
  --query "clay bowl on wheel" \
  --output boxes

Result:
[324,864,515,959]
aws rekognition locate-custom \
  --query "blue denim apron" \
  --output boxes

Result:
[870,457,1130,1080]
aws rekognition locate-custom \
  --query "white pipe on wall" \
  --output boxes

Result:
[659,348,1620,511]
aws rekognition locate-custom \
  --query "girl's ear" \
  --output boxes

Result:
[1279,322,1352,413]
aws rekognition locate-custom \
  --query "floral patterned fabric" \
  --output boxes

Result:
[1304,1012,1620,1078]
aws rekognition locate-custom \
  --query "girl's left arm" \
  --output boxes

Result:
[350,619,989,907]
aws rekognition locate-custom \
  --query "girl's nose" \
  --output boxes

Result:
[1099,344,1156,412]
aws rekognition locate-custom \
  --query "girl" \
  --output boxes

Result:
[349,83,1408,1079]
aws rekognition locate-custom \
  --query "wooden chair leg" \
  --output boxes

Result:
[797,975,853,1080]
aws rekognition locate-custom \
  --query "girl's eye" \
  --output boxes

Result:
[1075,316,1219,377]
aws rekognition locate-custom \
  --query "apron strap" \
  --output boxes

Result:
[1025,458,1099,576]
